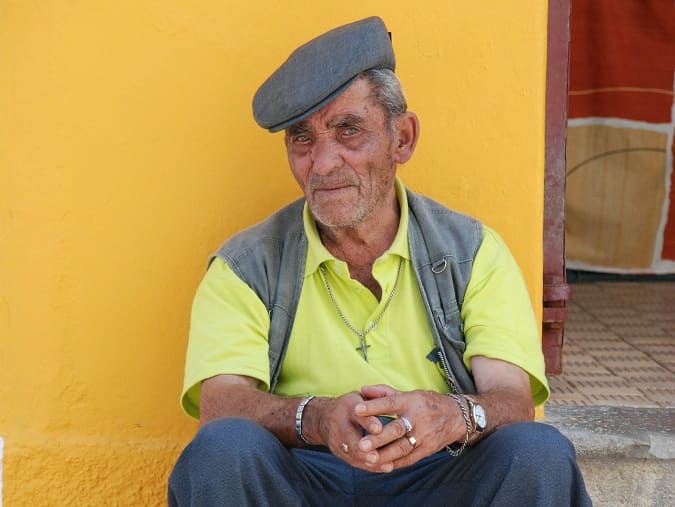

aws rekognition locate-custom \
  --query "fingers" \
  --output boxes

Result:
[334,388,445,472]
[354,395,404,418]
[352,388,453,472]
[387,436,425,470]
[324,392,393,470]
[360,414,387,435]
[360,384,400,399]
[358,415,410,452]
[361,430,423,473]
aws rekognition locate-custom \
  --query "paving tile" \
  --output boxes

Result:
[593,317,647,329]
[663,363,675,374]
[547,376,573,389]
[574,300,617,311]
[608,364,674,376]
[563,374,624,386]
[552,281,675,409]
[615,366,675,383]
[612,325,667,338]
[563,358,606,371]
[641,344,675,356]
[621,335,674,346]
[559,350,585,362]
[547,381,591,405]
[631,302,675,313]
[566,330,620,342]
[568,381,641,396]
[637,390,675,408]
[564,328,601,338]
[546,396,591,406]
[564,339,589,350]
[586,307,640,319]
[640,282,675,293]
[577,303,622,313]
[568,282,602,293]
[598,352,655,362]
[563,352,603,362]
[582,340,635,352]
[657,359,675,371]
[568,312,600,321]
[564,317,596,327]
[567,299,590,308]
[639,312,675,323]
[632,380,675,393]
[584,395,659,408]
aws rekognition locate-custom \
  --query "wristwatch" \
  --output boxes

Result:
[465,397,487,433]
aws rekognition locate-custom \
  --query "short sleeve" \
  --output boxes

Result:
[181,256,271,419]
[461,227,550,405]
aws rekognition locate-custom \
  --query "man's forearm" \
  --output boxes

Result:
[200,376,307,447]
[465,355,535,445]
[466,388,534,445]
[200,376,371,454]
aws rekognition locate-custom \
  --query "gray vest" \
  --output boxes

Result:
[212,188,483,394]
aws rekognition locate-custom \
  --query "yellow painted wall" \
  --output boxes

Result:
[0,2,547,505]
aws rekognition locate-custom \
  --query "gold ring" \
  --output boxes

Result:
[341,442,349,453]
[407,435,417,449]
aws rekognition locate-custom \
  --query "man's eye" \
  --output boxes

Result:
[342,127,360,136]
[293,135,311,144]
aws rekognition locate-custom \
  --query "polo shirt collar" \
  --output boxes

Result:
[303,177,411,277]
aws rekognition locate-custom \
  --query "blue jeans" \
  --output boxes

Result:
[168,417,591,506]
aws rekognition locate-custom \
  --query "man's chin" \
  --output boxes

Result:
[310,207,365,229]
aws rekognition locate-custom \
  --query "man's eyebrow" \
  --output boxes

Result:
[328,114,366,129]
[286,114,366,136]
[286,123,310,137]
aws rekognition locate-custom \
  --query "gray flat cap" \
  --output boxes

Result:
[252,16,395,132]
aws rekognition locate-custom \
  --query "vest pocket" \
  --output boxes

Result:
[433,306,466,355]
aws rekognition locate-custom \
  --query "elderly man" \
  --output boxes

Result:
[169,17,590,506]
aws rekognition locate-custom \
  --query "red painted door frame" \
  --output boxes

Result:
[543,0,572,374]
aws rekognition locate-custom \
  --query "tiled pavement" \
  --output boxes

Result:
[547,281,675,408]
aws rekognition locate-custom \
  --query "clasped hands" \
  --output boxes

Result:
[317,384,464,473]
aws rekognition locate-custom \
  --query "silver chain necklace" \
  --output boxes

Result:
[319,258,403,362]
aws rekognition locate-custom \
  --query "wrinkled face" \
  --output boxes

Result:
[284,78,398,229]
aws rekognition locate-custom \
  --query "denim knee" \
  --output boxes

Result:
[169,418,305,507]
[487,422,579,478]
[169,418,288,496]
[189,416,284,464]
[469,422,589,506]
[494,422,574,454]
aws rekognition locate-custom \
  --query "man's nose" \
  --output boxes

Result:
[309,135,343,174]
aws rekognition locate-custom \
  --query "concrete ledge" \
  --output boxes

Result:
[543,405,675,459]
[543,406,675,506]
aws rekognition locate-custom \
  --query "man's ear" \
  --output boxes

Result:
[393,112,420,164]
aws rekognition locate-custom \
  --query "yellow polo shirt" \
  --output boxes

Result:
[181,182,549,418]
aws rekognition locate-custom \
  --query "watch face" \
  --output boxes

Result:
[474,404,487,430]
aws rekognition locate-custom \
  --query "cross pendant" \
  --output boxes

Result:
[357,340,371,362]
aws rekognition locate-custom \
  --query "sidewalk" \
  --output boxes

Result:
[544,280,675,506]
[548,280,675,408]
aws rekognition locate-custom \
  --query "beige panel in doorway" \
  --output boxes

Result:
[566,124,668,269]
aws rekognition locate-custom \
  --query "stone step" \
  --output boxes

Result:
[543,405,675,507]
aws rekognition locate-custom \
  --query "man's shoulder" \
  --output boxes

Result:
[214,198,306,259]
[406,188,482,229]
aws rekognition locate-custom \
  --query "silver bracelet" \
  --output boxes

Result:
[446,393,472,456]
[295,395,316,445]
